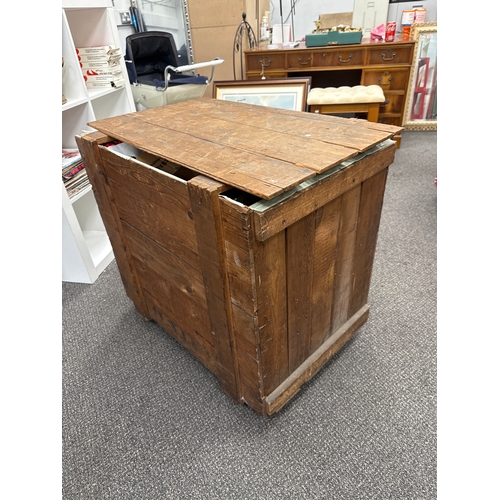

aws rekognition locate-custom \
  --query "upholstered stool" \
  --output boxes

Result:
[307,85,385,122]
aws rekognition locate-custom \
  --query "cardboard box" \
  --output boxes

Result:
[76,45,120,56]
[79,59,121,70]
[77,52,122,63]
[85,78,125,89]
[82,68,123,78]
[83,71,123,83]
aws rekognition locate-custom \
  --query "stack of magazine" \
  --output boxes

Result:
[62,149,89,199]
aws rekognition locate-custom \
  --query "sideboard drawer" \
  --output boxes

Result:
[366,45,413,66]
[379,94,405,115]
[363,68,410,91]
[314,48,364,68]
[287,51,314,69]
[246,53,286,72]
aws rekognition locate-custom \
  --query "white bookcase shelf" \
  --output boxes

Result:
[62,1,136,283]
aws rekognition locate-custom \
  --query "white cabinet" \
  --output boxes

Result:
[352,0,389,38]
[62,1,136,283]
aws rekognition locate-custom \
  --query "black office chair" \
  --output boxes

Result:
[125,31,224,109]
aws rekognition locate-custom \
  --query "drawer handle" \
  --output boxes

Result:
[338,53,353,63]
[381,50,396,61]
[297,57,312,65]
[259,56,272,68]
[378,72,392,85]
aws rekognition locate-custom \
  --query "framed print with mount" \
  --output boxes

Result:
[212,78,312,112]
[403,22,437,130]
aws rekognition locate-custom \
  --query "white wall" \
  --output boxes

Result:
[269,0,436,41]
[112,0,190,65]
[269,0,354,41]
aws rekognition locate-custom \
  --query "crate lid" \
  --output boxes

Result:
[88,97,400,200]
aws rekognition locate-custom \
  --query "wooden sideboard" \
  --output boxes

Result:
[244,37,416,138]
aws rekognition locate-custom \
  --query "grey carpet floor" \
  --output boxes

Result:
[62,130,437,499]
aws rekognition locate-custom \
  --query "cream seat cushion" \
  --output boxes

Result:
[307,85,385,105]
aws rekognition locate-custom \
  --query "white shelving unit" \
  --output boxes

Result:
[62,0,136,283]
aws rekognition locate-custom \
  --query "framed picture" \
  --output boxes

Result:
[403,22,437,130]
[212,78,312,112]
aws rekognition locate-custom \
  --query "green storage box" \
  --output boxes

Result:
[305,30,363,47]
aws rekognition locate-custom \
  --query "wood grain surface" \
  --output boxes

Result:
[89,98,400,200]
[80,101,400,416]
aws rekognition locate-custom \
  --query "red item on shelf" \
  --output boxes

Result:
[385,22,396,42]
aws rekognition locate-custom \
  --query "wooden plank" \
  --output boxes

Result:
[331,185,362,333]
[265,304,370,416]
[286,212,316,373]
[121,221,213,348]
[99,146,190,203]
[253,231,289,396]
[309,197,343,353]
[219,196,270,410]
[238,370,262,398]
[159,98,401,152]
[232,325,261,385]
[219,197,258,314]
[89,114,316,200]
[145,290,218,376]
[361,120,405,134]
[167,98,401,142]
[230,308,264,415]
[348,168,388,317]
[229,301,265,414]
[252,142,396,241]
[138,257,215,351]
[133,105,360,173]
[240,381,265,416]
[223,240,256,313]
[76,132,149,318]
[101,148,201,272]
[187,176,240,403]
[229,304,259,347]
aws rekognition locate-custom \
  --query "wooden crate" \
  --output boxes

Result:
[77,98,401,416]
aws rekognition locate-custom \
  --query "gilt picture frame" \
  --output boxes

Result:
[213,78,312,112]
[403,22,437,130]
